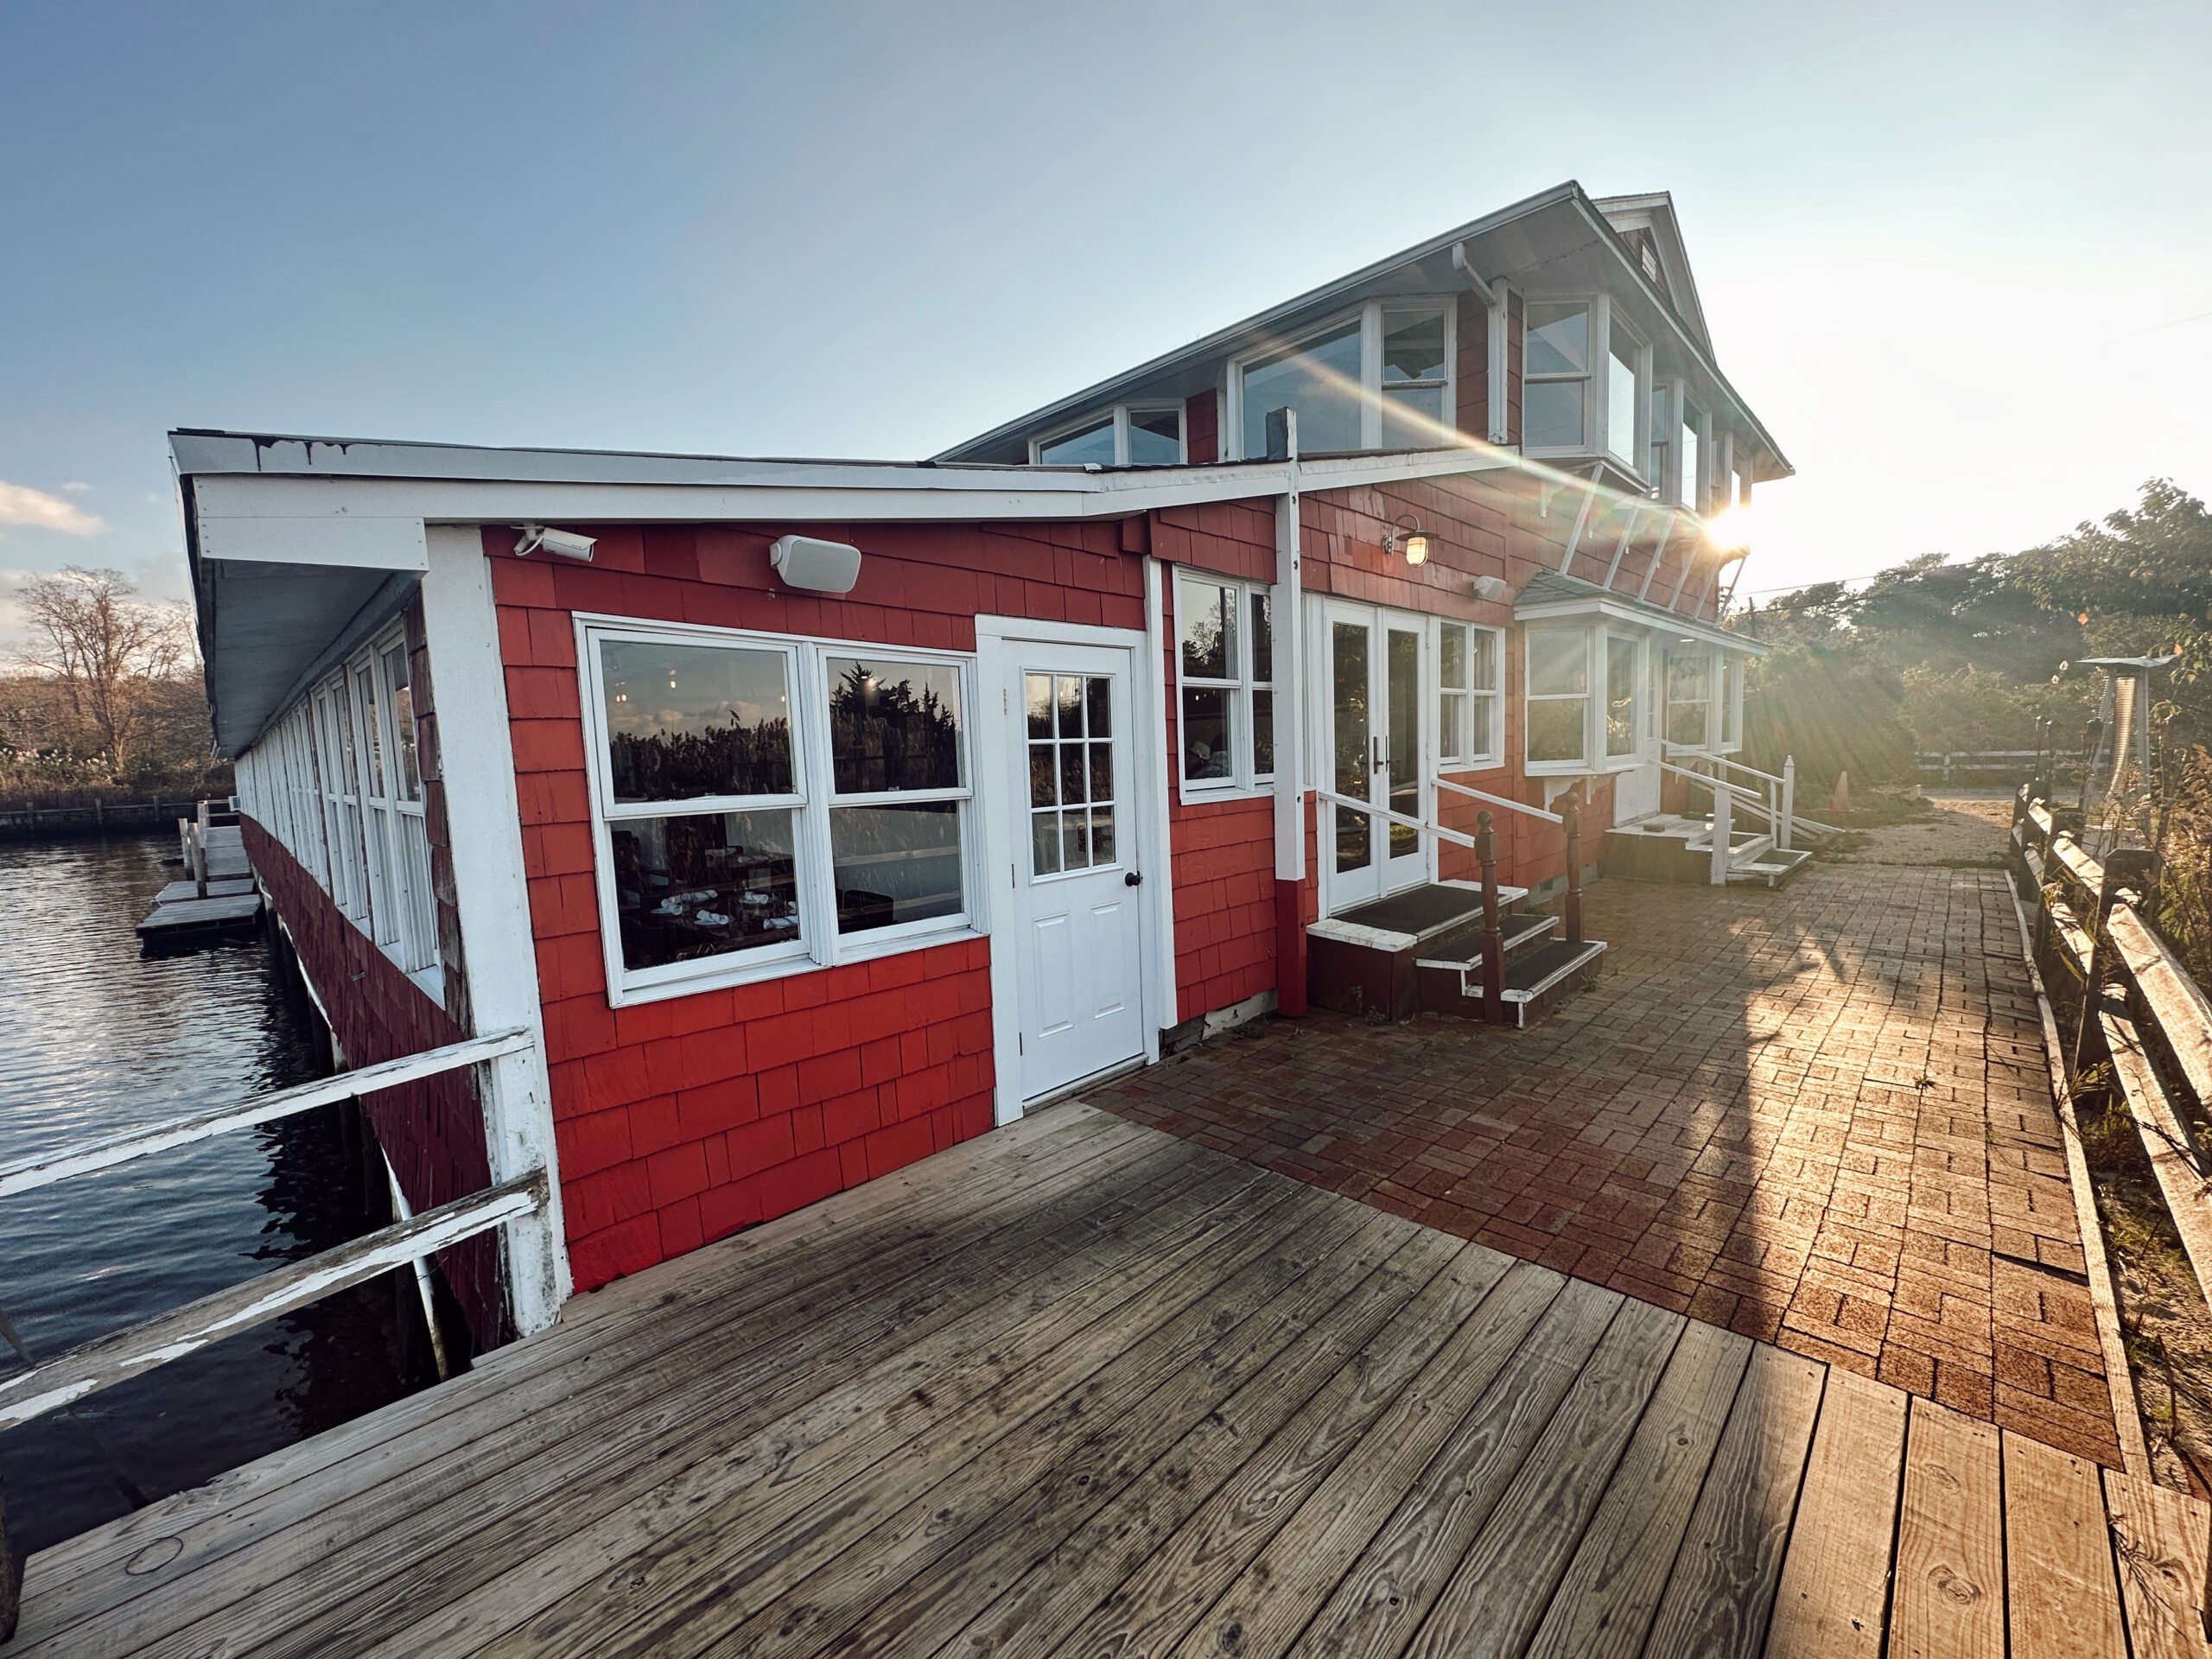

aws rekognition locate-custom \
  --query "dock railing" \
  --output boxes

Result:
[2012,782,2212,1635]
[0,1027,548,1440]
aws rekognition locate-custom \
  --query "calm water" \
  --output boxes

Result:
[0,835,439,1556]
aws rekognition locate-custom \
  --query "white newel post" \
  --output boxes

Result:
[1709,778,1732,887]
[419,524,571,1335]
[1779,757,1796,853]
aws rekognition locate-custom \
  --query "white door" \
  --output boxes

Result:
[1325,604,1429,911]
[1005,645,1147,1102]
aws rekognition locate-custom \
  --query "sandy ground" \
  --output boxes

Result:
[1816,791,2015,866]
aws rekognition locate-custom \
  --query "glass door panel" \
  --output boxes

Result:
[1386,626,1421,864]
[1332,620,1372,876]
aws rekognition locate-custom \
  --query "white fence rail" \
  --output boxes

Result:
[0,1028,549,1436]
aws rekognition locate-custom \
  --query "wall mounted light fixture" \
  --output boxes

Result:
[1382,515,1430,567]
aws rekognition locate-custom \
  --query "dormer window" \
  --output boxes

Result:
[1031,404,1186,467]
[1227,301,1454,459]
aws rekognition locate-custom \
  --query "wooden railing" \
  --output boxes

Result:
[2013,785,2212,1633]
[0,1027,552,1633]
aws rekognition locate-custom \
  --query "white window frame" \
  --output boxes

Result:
[1663,646,1719,754]
[1524,294,1656,487]
[1173,571,1275,802]
[1524,623,1656,778]
[1676,396,1711,513]
[1434,619,1504,772]
[1522,296,1596,458]
[1223,299,1455,460]
[1601,307,1651,479]
[1029,402,1187,467]
[576,615,986,1007]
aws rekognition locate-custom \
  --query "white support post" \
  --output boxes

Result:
[419,524,571,1335]
[1780,757,1796,853]
[1273,414,1306,884]
[1710,774,1732,886]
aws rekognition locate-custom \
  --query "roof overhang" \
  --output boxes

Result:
[1514,589,1764,658]
[175,429,1520,754]
[932,181,1792,483]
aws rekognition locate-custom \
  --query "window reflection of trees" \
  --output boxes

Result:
[828,661,961,793]
[609,715,793,801]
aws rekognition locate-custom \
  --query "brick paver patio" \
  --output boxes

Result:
[1094,862,2125,1466]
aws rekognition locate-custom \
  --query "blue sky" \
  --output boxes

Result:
[3,0,2209,636]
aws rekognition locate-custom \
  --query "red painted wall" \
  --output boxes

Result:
[487,520,1144,1292]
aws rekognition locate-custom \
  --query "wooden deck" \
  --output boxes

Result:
[14,1103,2212,1658]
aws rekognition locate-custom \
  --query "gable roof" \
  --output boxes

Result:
[934,180,1789,481]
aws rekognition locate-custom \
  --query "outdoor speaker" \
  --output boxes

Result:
[769,534,862,594]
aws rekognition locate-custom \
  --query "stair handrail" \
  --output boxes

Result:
[1432,775,1564,826]
[1313,786,1480,852]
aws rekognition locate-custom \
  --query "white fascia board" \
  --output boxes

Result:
[1514,594,1764,658]
[181,446,1516,531]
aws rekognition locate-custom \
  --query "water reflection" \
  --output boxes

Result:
[0,835,437,1554]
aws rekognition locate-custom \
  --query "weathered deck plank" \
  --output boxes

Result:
[16,1103,2212,1659]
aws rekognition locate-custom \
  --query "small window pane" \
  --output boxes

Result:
[1038,416,1116,466]
[1249,590,1273,683]
[1606,346,1640,466]
[825,656,963,794]
[1181,687,1232,780]
[1528,632,1588,696]
[1028,744,1058,807]
[1031,811,1063,876]
[1678,411,1702,508]
[1439,691,1464,761]
[831,802,963,934]
[1056,675,1084,736]
[356,667,385,795]
[1088,742,1113,803]
[1381,385,1446,448]
[601,640,793,803]
[1382,308,1448,383]
[1524,380,1585,449]
[1061,812,1090,869]
[1471,628,1498,691]
[1090,807,1116,864]
[383,645,422,799]
[1128,408,1182,465]
[1085,675,1111,737]
[1060,745,1088,805]
[1527,700,1587,764]
[1178,576,1236,680]
[1240,319,1363,457]
[1440,625,1467,690]
[1525,303,1590,375]
[1251,690,1274,776]
[608,809,799,971]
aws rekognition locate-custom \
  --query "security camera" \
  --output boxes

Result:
[514,524,596,562]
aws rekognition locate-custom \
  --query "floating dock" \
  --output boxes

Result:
[135,813,262,949]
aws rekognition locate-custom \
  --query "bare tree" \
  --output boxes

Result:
[12,567,194,774]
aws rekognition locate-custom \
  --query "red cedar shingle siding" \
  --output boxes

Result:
[489,522,1141,1292]
[1185,391,1218,465]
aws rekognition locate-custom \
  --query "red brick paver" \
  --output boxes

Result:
[1093,865,2124,1466]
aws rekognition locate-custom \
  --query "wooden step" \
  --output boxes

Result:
[1726,847,1816,888]
[1414,912,1558,975]
[1419,937,1608,1027]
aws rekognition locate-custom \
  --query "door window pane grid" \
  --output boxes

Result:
[1027,671,1116,878]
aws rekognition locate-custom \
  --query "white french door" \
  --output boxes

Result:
[1323,602,1429,911]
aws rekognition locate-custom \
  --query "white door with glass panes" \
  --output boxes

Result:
[1006,645,1147,1102]
[1323,602,1428,910]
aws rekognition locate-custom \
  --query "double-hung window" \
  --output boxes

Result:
[1666,650,1715,749]
[1522,302,1591,452]
[1176,572,1274,792]
[582,622,976,1002]
[1524,631,1592,768]
[1437,621,1503,768]
[1230,300,1454,458]
[1677,399,1707,511]
[1605,322,1645,470]
[1032,404,1185,466]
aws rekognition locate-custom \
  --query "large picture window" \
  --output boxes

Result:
[1524,624,1659,776]
[1523,302,1591,452]
[1524,631,1591,767]
[1176,572,1274,793]
[1437,621,1503,768]
[583,622,976,1001]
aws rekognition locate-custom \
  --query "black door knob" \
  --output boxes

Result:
[1124,870,1143,887]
